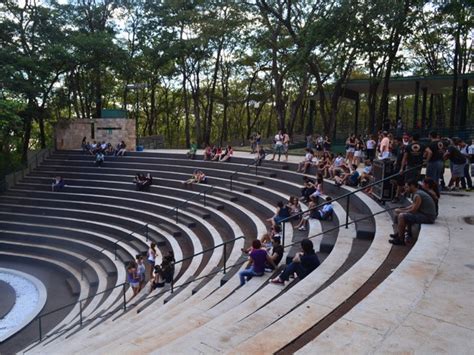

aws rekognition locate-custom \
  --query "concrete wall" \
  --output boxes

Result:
[55,119,136,151]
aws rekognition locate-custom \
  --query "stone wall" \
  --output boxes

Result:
[55,118,136,151]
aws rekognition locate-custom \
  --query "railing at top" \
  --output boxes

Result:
[279,163,424,248]
[229,159,258,191]
[0,149,52,193]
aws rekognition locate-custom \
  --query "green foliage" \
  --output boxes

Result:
[0,0,472,154]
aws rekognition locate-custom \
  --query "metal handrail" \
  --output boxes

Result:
[79,223,149,280]
[139,206,398,309]
[170,235,246,293]
[167,185,215,224]
[229,159,258,191]
[278,163,424,247]
[35,282,128,342]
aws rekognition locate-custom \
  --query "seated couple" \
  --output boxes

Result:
[239,235,284,286]
[271,239,320,285]
[133,173,153,191]
[294,196,333,231]
[183,170,207,185]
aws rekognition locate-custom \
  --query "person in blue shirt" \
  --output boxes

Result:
[310,196,334,221]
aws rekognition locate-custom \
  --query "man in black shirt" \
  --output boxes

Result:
[400,133,424,182]
[265,235,284,271]
[424,131,445,187]
[270,239,319,285]
[444,139,467,190]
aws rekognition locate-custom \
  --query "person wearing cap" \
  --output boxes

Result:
[270,239,320,285]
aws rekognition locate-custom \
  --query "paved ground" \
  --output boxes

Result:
[376,191,474,353]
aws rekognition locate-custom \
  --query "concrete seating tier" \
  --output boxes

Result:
[25,152,381,354]
[0,253,82,354]
[4,150,394,354]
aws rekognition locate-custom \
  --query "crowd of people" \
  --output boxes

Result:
[127,243,176,299]
[82,137,127,157]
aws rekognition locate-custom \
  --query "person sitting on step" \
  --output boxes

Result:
[294,195,318,231]
[271,239,320,285]
[389,180,437,246]
[297,148,315,173]
[267,200,290,227]
[183,169,207,185]
[219,145,233,162]
[52,176,65,192]
[203,145,212,160]
[187,141,198,160]
[239,239,276,286]
[95,151,105,167]
[310,196,334,221]
[116,141,127,156]
[255,146,266,166]
[265,234,284,271]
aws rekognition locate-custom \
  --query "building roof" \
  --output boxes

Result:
[345,73,474,95]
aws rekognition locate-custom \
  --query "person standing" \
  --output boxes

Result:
[459,140,473,191]
[400,133,424,183]
[283,130,290,162]
[444,139,467,191]
[271,130,284,161]
[424,131,445,187]
[379,131,391,159]
[365,135,376,162]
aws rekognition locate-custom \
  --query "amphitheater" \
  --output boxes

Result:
[0,149,472,354]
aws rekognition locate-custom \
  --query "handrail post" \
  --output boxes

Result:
[282,222,285,248]
[230,176,233,191]
[122,283,127,311]
[223,244,227,274]
[81,263,84,280]
[114,243,117,261]
[203,191,207,207]
[345,195,350,229]
[38,316,42,342]
[175,208,179,224]
[171,278,174,293]
[79,300,83,327]
[145,224,149,242]
[255,162,258,176]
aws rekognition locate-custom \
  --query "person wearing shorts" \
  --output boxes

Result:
[444,140,466,190]
[390,180,437,245]
[271,130,284,161]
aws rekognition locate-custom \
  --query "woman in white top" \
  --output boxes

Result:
[297,148,314,173]
[365,135,376,161]
[271,130,284,161]
[147,242,157,279]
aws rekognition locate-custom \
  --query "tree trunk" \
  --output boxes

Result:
[450,26,460,128]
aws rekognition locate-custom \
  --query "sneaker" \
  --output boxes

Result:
[270,278,284,285]
[389,238,405,246]
[389,233,399,239]
[298,226,306,231]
